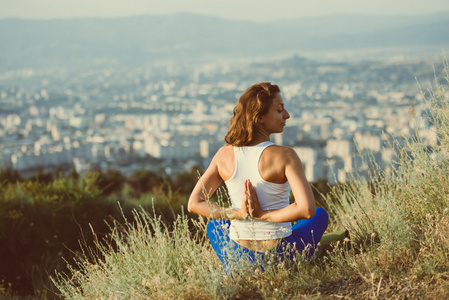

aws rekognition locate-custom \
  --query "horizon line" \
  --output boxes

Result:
[2,10,449,23]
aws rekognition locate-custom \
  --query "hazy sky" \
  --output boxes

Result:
[2,0,449,21]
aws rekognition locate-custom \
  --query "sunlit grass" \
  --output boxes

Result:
[50,59,449,299]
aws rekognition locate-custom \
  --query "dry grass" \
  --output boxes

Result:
[50,59,449,299]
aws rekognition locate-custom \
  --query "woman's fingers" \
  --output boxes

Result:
[242,179,263,219]
[242,179,252,217]
[242,189,248,209]
[246,179,257,217]
[247,179,264,218]
[241,180,253,219]
[248,194,254,218]
[244,180,250,215]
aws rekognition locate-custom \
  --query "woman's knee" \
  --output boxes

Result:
[315,207,329,223]
[312,207,329,236]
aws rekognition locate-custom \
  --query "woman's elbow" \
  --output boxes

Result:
[304,206,316,219]
[187,200,196,213]
[187,195,202,214]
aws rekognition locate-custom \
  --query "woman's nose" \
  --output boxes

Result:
[284,110,290,119]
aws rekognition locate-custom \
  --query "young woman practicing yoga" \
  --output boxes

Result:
[188,82,329,272]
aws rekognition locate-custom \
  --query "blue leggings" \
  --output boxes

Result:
[207,207,329,273]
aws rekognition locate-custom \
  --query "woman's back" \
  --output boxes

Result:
[216,143,290,184]
[222,141,292,241]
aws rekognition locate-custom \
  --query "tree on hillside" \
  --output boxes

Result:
[127,169,166,197]
[29,166,53,184]
[95,169,126,196]
[0,168,22,184]
[173,165,204,195]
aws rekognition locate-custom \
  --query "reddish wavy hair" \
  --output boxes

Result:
[225,82,280,146]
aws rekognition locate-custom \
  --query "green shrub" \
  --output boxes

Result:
[0,170,192,298]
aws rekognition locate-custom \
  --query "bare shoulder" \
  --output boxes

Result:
[283,146,302,163]
[214,145,233,161]
[264,145,299,161]
[214,145,235,181]
[263,145,303,170]
[258,145,299,183]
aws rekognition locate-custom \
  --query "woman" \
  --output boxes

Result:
[188,82,329,272]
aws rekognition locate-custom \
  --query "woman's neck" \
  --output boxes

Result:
[247,127,271,146]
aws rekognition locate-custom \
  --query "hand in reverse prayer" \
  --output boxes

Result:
[244,179,264,219]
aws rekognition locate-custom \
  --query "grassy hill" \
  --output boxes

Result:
[51,60,449,299]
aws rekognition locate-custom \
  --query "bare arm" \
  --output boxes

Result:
[187,149,249,220]
[247,148,316,222]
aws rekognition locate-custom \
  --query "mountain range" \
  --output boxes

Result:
[1,13,448,70]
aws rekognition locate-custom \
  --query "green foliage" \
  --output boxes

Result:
[94,168,126,196]
[127,168,166,197]
[0,167,23,184]
[172,165,203,195]
[28,165,54,184]
[0,172,187,297]
[0,173,106,296]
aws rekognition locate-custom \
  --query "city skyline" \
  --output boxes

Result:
[0,54,441,182]
[2,0,449,22]
[1,1,448,182]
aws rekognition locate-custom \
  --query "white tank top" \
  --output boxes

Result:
[225,141,292,240]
